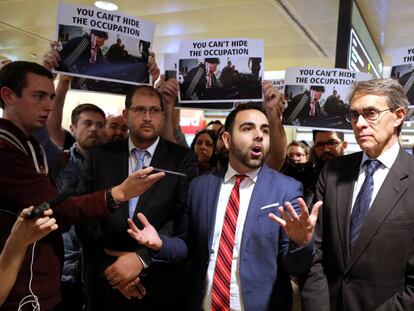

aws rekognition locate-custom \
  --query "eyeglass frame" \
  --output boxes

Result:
[345,108,394,123]
[127,106,163,115]
[314,139,342,150]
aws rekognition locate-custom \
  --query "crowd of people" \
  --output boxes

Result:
[0,43,413,311]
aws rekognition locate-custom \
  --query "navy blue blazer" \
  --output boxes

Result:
[157,164,315,311]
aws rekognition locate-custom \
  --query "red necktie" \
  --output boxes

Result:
[211,174,246,311]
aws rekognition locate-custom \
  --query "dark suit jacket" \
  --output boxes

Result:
[157,164,315,311]
[301,149,414,311]
[76,138,198,311]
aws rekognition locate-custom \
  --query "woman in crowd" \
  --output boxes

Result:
[286,140,309,164]
[191,129,217,175]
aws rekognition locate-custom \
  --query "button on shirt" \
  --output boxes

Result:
[202,164,260,311]
[128,137,159,218]
[351,141,400,213]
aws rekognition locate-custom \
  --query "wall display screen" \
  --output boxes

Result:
[335,0,383,78]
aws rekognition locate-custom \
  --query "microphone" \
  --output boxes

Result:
[25,188,76,219]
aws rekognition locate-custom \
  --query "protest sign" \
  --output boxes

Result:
[178,38,263,104]
[270,79,284,92]
[390,46,414,117]
[70,77,134,95]
[283,67,371,130]
[164,53,178,81]
[54,3,155,85]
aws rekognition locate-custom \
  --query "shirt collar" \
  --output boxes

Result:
[224,163,261,184]
[360,141,400,169]
[128,136,160,158]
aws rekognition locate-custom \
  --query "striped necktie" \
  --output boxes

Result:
[211,174,246,311]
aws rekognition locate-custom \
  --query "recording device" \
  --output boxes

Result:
[25,202,50,219]
[25,188,76,219]
[151,167,187,177]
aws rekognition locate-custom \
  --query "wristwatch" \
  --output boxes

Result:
[105,188,121,212]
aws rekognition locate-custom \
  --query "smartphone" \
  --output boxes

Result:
[152,167,187,177]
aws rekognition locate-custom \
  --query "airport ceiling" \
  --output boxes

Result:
[0,0,413,71]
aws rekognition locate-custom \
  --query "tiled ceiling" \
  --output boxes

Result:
[0,0,412,71]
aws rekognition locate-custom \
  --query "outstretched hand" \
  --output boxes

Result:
[268,198,322,247]
[127,213,162,251]
[111,167,165,203]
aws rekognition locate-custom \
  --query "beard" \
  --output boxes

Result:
[230,140,266,170]
[319,151,336,163]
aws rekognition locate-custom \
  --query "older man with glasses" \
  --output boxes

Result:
[301,78,414,311]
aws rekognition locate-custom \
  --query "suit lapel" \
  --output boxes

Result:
[207,171,225,250]
[240,166,271,253]
[336,152,362,262]
[345,149,409,272]
[132,138,167,218]
[118,140,131,219]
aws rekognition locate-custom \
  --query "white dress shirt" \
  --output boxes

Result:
[351,142,400,213]
[128,137,159,218]
[202,164,260,311]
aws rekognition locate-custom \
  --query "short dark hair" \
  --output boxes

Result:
[125,85,163,110]
[91,29,108,39]
[0,61,53,109]
[224,102,266,134]
[310,85,325,93]
[312,130,344,142]
[71,103,106,125]
[205,58,220,64]
[206,120,223,127]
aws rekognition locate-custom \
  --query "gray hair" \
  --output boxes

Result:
[348,78,409,111]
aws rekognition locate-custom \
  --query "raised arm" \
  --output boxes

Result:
[42,41,71,148]
[158,77,180,143]
[262,80,287,170]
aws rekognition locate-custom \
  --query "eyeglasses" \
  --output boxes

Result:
[314,140,341,150]
[128,106,162,115]
[287,152,306,158]
[346,108,394,123]
[106,124,128,132]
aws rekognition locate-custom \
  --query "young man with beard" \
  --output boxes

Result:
[127,103,322,311]
[312,130,348,168]
[51,103,107,311]
[75,84,198,310]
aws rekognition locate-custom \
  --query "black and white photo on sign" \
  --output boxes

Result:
[164,53,178,81]
[283,67,371,130]
[54,3,155,85]
[390,46,414,110]
[179,57,262,102]
[177,38,264,103]
[70,76,134,95]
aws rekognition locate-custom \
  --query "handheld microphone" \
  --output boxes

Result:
[25,188,76,219]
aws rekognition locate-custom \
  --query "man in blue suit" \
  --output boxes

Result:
[127,102,321,311]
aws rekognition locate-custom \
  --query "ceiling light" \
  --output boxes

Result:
[94,1,118,11]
